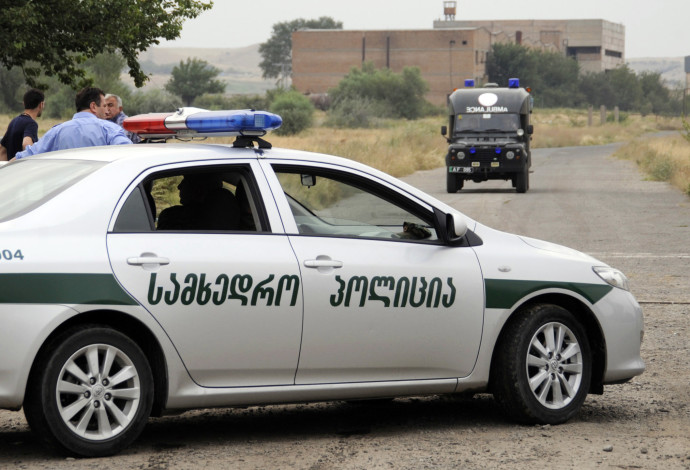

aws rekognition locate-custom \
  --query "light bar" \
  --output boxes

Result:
[123,108,283,139]
[464,79,475,87]
[122,112,175,136]
[508,78,520,88]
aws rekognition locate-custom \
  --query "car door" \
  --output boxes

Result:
[106,161,303,387]
[262,161,485,384]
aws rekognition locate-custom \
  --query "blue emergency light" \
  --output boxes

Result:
[508,78,520,88]
[186,110,282,134]
[464,79,475,87]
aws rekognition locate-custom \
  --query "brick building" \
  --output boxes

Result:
[292,28,492,106]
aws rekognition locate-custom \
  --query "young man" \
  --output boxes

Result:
[0,89,45,161]
[104,93,140,143]
[15,87,131,159]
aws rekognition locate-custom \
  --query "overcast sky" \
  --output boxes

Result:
[160,0,690,59]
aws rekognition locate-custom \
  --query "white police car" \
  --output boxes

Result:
[0,109,644,457]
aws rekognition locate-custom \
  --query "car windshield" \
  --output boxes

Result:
[0,160,105,222]
[454,113,521,133]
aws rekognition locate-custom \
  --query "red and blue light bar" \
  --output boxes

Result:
[123,108,283,139]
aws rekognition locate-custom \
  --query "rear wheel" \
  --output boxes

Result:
[24,326,153,457]
[446,173,464,193]
[491,304,591,424]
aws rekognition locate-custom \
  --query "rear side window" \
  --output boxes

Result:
[0,160,105,222]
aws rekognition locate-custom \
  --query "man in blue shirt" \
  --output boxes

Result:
[15,87,131,159]
[0,89,45,160]
[104,93,141,143]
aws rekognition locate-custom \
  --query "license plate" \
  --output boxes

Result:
[449,166,472,174]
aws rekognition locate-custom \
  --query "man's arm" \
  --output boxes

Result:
[0,145,7,161]
[22,135,34,150]
[23,121,38,149]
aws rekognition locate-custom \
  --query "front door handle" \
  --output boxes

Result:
[304,259,343,268]
[127,254,170,270]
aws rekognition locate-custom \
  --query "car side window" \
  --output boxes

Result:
[113,166,265,233]
[273,168,438,242]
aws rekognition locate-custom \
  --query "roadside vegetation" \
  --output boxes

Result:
[3,110,686,193]
[613,132,690,196]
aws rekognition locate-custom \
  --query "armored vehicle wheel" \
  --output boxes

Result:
[447,173,464,193]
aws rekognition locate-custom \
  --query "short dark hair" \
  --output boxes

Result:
[75,87,105,112]
[23,88,44,109]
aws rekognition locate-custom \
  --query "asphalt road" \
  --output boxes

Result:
[405,143,690,304]
[1,142,688,469]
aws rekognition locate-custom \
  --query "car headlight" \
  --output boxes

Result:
[506,151,515,159]
[593,266,630,291]
[457,151,465,159]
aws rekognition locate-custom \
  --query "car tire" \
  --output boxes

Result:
[24,325,154,457]
[491,304,591,425]
[515,166,529,193]
[447,173,464,193]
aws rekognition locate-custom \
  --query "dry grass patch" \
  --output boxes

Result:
[614,134,690,196]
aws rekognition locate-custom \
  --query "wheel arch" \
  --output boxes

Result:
[489,292,606,395]
[25,309,168,417]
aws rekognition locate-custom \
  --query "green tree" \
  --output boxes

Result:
[487,43,581,107]
[607,65,643,111]
[638,71,672,115]
[0,67,26,113]
[0,0,212,90]
[486,43,537,87]
[530,50,580,107]
[165,58,225,106]
[259,17,342,83]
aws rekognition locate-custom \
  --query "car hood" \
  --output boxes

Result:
[517,235,601,263]
[470,223,611,289]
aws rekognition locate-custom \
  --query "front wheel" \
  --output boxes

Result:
[24,326,154,457]
[446,172,464,193]
[491,304,591,424]
[515,166,529,193]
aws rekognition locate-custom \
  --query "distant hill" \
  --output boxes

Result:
[627,57,686,87]
[134,44,274,95]
[133,46,687,94]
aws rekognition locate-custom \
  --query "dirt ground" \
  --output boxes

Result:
[0,142,688,469]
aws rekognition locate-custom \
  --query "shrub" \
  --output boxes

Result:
[269,90,314,135]
[194,93,271,111]
[327,62,432,123]
[324,97,386,128]
[128,89,182,115]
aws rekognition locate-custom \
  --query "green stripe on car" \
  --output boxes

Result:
[485,279,613,309]
[0,273,137,305]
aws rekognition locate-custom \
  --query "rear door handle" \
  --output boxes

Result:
[304,259,343,268]
[127,256,170,266]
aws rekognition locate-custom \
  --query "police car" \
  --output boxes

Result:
[0,108,644,457]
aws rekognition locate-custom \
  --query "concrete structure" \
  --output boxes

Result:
[291,14,625,107]
[434,19,625,74]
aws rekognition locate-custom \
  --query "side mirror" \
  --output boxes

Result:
[301,174,316,187]
[447,212,468,240]
[441,125,447,136]
[526,124,534,135]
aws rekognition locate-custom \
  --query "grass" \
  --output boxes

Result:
[2,109,687,195]
[613,133,690,196]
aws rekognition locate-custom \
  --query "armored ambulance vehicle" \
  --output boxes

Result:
[442,79,533,193]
